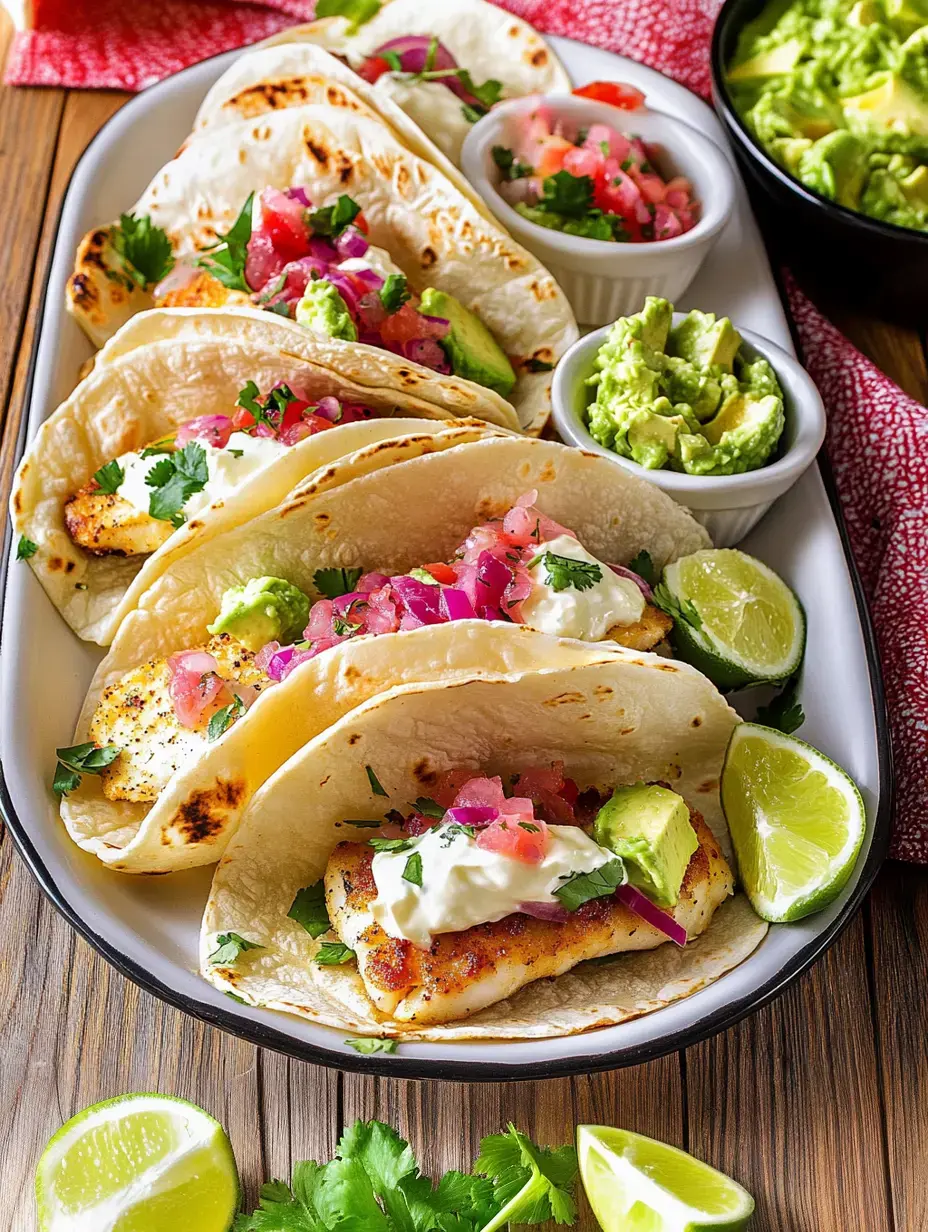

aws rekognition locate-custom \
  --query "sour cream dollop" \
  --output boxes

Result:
[520,534,646,640]
[371,823,618,946]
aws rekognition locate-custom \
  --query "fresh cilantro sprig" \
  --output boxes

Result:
[314,941,356,966]
[93,459,125,494]
[208,932,263,966]
[16,535,38,561]
[366,765,388,796]
[309,195,362,238]
[538,171,595,219]
[652,582,703,631]
[196,193,254,292]
[756,675,805,734]
[207,693,245,742]
[412,797,443,819]
[553,858,626,911]
[402,851,423,887]
[145,441,209,527]
[314,567,364,598]
[52,741,121,796]
[236,381,300,429]
[529,550,603,593]
[314,0,381,29]
[491,145,534,181]
[369,837,414,853]
[111,213,174,290]
[288,880,332,939]
[626,549,657,588]
[476,1124,579,1229]
[380,273,410,314]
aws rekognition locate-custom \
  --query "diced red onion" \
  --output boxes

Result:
[347,265,385,292]
[445,806,499,827]
[286,186,312,207]
[322,270,363,318]
[617,883,687,947]
[335,226,369,260]
[358,572,390,593]
[175,415,233,449]
[609,563,654,602]
[418,314,451,338]
[440,587,477,621]
[390,575,444,625]
[375,35,457,75]
[474,550,512,613]
[314,396,342,423]
[402,338,450,372]
[518,901,571,922]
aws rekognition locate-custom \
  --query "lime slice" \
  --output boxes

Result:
[578,1125,754,1231]
[660,549,805,689]
[36,1093,240,1232]
[722,723,866,922]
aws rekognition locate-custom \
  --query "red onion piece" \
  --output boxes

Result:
[314,395,342,423]
[390,575,445,625]
[335,226,369,260]
[375,35,457,75]
[175,415,233,449]
[440,586,477,621]
[609,563,654,602]
[617,884,687,947]
[285,186,312,207]
[518,900,571,922]
[446,806,499,827]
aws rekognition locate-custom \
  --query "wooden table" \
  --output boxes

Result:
[1,18,927,1230]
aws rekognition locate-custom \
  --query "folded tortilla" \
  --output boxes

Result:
[200,661,767,1040]
[12,305,511,645]
[61,435,710,873]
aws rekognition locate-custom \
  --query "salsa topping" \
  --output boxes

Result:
[357,35,504,123]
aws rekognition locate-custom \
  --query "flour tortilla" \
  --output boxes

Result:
[62,435,710,873]
[258,0,572,164]
[200,663,767,1040]
[12,305,509,645]
[66,103,577,433]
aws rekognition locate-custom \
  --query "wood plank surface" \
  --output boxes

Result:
[0,43,926,1232]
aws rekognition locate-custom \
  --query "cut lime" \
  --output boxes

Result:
[722,723,866,922]
[659,549,805,690]
[36,1093,240,1232]
[578,1125,754,1231]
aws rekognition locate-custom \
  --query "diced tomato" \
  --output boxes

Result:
[257,188,311,261]
[379,302,428,344]
[572,81,646,110]
[354,212,370,235]
[357,56,392,84]
[423,561,457,585]
[175,415,233,449]
[476,813,549,863]
[562,144,605,179]
[453,776,508,813]
[432,768,480,808]
[278,398,313,433]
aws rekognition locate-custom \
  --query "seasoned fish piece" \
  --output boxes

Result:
[605,603,673,652]
[324,810,732,1026]
[157,273,249,310]
[64,482,174,557]
[90,634,269,803]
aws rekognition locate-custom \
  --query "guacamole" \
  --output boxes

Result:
[585,297,786,477]
[208,576,311,652]
[296,279,358,342]
[727,0,928,232]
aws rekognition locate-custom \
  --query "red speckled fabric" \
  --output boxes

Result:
[5,0,926,858]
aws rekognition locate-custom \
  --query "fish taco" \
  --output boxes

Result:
[57,435,709,873]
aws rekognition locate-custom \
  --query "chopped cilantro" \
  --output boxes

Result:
[366,764,388,796]
[621,157,634,171]
[314,0,380,27]
[528,550,603,593]
[92,459,125,494]
[756,676,806,734]
[309,194,362,238]
[207,693,245,742]
[140,438,175,458]
[254,270,287,305]
[110,213,174,290]
[196,193,254,291]
[379,48,403,71]
[314,566,364,598]
[314,941,356,966]
[440,823,476,845]
[345,1037,398,1054]
[342,818,382,828]
[491,145,534,181]
[368,837,413,853]
[599,139,611,155]
[538,171,595,219]
[554,858,626,911]
[52,741,121,796]
[226,991,247,1004]
[517,822,540,833]
[208,932,263,966]
[412,796,444,819]
[332,614,363,637]
[228,448,244,459]
[402,851,423,887]
[626,549,657,588]
[653,582,703,630]
[287,880,331,939]
[235,380,299,429]
[379,273,410,314]
[576,127,589,145]
[16,535,38,561]
[145,441,209,526]
[461,103,485,124]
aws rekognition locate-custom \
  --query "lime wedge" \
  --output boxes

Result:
[659,549,805,689]
[722,723,866,922]
[578,1125,754,1231]
[35,1094,240,1231]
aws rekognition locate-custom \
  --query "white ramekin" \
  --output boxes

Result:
[461,94,736,326]
[551,315,827,546]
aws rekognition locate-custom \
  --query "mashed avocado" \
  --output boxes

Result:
[727,0,928,232]
[208,576,311,652]
[585,297,786,477]
[296,280,358,342]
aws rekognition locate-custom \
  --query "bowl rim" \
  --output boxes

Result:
[709,0,928,248]
[460,92,736,260]
[551,313,827,505]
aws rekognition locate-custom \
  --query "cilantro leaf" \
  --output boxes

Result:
[379,48,403,71]
[92,459,125,494]
[345,1037,398,1054]
[529,550,602,593]
[491,145,534,180]
[111,213,174,290]
[53,741,121,795]
[653,581,703,630]
[440,823,476,846]
[525,357,553,372]
[288,881,331,939]
[196,193,254,292]
[145,441,209,525]
[379,273,410,314]
[626,549,657,588]
[235,381,298,429]
[309,195,362,238]
[332,614,363,637]
[461,103,485,124]
[553,858,626,911]
[366,764,388,797]
[233,1164,327,1231]
[207,693,245,742]
[412,796,444,819]
[208,932,263,966]
[756,676,806,734]
[314,941,356,966]
[16,535,38,560]
[538,171,595,219]
[52,763,82,796]
[475,1124,578,1228]
[314,567,364,599]
[368,837,413,853]
[314,0,381,30]
[343,818,382,828]
[402,851,423,887]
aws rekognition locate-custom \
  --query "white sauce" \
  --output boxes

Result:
[373,75,477,162]
[371,823,618,946]
[520,534,646,641]
[115,433,287,522]
[337,246,405,283]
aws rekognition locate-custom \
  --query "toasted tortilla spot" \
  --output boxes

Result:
[320,774,331,787]
[537,461,557,483]
[620,727,636,735]
[529,279,557,302]
[47,556,66,572]
[475,495,509,521]
[313,511,331,527]
[166,778,246,845]
[413,758,439,787]
[543,691,586,707]
[306,137,330,165]
[529,48,549,67]
[698,778,720,794]
[13,490,22,513]
[656,664,679,672]
[64,560,75,573]
[594,685,613,698]
[692,716,702,727]
[69,274,100,309]
[348,733,362,745]
[421,246,437,268]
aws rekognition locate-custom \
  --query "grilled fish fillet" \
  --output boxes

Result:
[324,810,732,1027]
[605,603,673,652]
[89,634,268,803]
[157,272,250,310]
[64,482,175,557]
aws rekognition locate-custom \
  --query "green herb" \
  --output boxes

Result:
[314,566,364,598]
[16,535,38,561]
[345,1037,398,1055]
[208,932,264,966]
[332,614,363,637]
[368,837,413,853]
[458,70,503,111]
[525,357,553,372]
[140,439,175,458]
[314,941,356,966]
[413,796,444,819]
[196,192,254,292]
[528,550,603,593]
[228,448,244,459]
[653,582,703,630]
[309,194,362,238]
[461,103,485,124]
[52,741,121,796]
[92,459,125,494]
[599,139,611,155]
[491,145,534,180]
[553,858,626,912]
[408,567,440,586]
[475,1124,579,1229]
[626,549,657,588]
[379,48,403,71]
[402,851,423,887]
[342,819,382,828]
[517,822,540,833]
[287,880,331,939]
[441,823,476,845]
[255,271,287,305]
[266,301,293,318]
[207,693,245,742]
[145,441,209,526]
[366,764,388,797]
[620,157,633,171]
[576,127,589,146]
[538,171,595,219]
[379,273,410,314]
[756,676,805,734]
[226,992,248,1004]
[110,212,174,289]
[236,381,299,429]
[313,0,380,28]
[424,35,439,72]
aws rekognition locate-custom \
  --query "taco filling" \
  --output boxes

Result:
[63,384,375,557]
[312,770,732,1025]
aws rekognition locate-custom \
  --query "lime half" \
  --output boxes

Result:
[578,1125,754,1231]
[660,549,805,690]
[36,1093,240,1232]
[722,723,866,922]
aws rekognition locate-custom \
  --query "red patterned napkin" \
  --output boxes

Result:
[5,0,926,860]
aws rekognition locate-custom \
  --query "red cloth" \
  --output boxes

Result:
[6,0,926,859]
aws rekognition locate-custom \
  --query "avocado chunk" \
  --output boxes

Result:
[208,576,311,652]
[668,310,742,373]
[627,412,683,469]
[593,783,698,908]
[418,288,516,398]
[798,131,868,208]
[296,280,358,342]
[728,36,804,80]
[843,73,928,138]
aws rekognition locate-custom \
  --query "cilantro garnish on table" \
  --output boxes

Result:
[196,192,254,292]
[110,212,174,290]
[145,441,209,527]
[528,550,603,593]
[233,1119,578,1231]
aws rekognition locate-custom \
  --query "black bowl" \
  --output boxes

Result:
[710,0,928,326]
